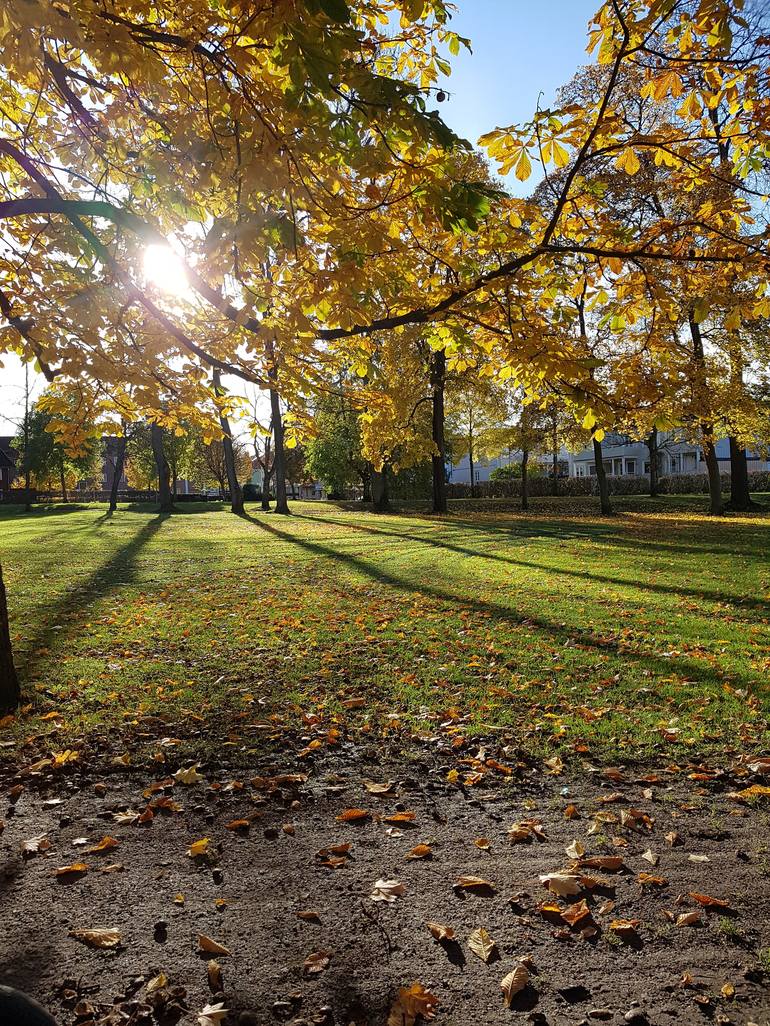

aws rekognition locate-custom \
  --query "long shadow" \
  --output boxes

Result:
[239,513,761,693]
[291,513,770,617]
[20,514,168,678]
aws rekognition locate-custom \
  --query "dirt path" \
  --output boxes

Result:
[1,747,769,1026]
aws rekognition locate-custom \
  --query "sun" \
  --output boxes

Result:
[142,243,189,297]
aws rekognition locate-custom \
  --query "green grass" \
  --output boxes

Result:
[1,496,768,761]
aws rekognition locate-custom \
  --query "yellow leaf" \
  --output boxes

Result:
[615,148,641,175]
[515,149,532,182]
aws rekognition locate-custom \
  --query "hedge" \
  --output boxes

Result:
[446,470,770,500]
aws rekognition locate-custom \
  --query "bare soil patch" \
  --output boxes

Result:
[1,745,769,1026]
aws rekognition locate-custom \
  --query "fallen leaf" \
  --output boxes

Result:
[474,837,491,851]
[544,756,564,775]
[467,926,497,963]
[539,873,582,897]
[383,812,416,824]
[689,892,731,910]
[687,854,710,863]
[21,834,50,857]
[564,804,580,820]
[146,973,168,993]
[188,837,212,858]
[86,836,120,855]
[225,819,250,832]
[638,872,667,888]
[69,928,121,949]
[507,819,546,843]
[676,911,701,927]
[371,878,406,902]
[336,808,370,823]
[561,899,591,926]
[577,855,624,872]
[501,964,529,1006]
[303,950,330,975]
[387,983,438,1026]
[727,784,770,803]
[609,918,641,938]
[198,1002,228,1026]
[426,922,454,941]
[565,839,585,859]
[720,981,735,999]
[455,875,495,893]
[174,765,204,785]
[198,934,231,956]
[406,844,432,860]
[297,910,321,922]
[641,849,659,866]
[363,781,395,795]
[55,862,88,877]
[207,960,223,993]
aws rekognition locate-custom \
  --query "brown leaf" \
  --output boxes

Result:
[467,927,497,963]
[455,875,495,893]
[207,961,223,993]
[560,899,591,926]
[638,872,667,888]
[501,964,529,1006]
[363,780,395,795]
[564,804,580,820]
[474,837,491,851]
[387,983,438,1026]
[69,928,121,949]
[577,855,624,872]
[297,910,322,923]
[55,862,88,878]
[382,812,416,824]
[676,911,701,927]
[198,934,231,956]
[609,918,641,938]
[688,892,731,910]
[146,973,168,993]
[426,922,454,941]
[225,819,250,831]
[86,836,120,855]
[336,808,370,823]
[303,950,330,975]
[406,844,432,860]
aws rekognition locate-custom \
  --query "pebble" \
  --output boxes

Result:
[589,1011,612,1021]
[625,1011,649,1025]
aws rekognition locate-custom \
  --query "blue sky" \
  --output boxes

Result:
[437,0,598,191]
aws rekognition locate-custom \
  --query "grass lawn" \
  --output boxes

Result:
[1,497,768,761]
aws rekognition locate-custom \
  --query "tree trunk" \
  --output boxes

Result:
[0,561,20,713]
[266,340,289,515]
[269,388,289,515]
[109,435,127,512]
[521,448,529,511]
[468,438,475,499]
[361,465,372,503]
[593,438,613,515]
[213,369,244,514]
[151,422,174,513]
[688,312,723,515]
[728,437,753,511]
[702,436,724,515]
[59,456,68,503]
[261,467,272,510]
[647,428,660,497]
[430,348,447,514]
[171,470,178,499]
[371,466,390,513]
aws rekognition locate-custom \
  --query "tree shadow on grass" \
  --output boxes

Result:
[239,512,761,695]
[19,514,169,680]
[292,513,770,618]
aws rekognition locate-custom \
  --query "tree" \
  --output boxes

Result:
[0,564,19,713]
[12,397,99,500]
[305,400,369,498]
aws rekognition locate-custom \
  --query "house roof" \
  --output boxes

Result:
[0,437,17,469]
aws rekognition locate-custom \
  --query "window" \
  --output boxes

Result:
[626,459,636,475]
[644,461,651,474]
[589,464,596,476]
[613,458,623,476]
[669,455,681,473]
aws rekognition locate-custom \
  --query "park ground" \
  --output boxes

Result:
[0,498,769,1026]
